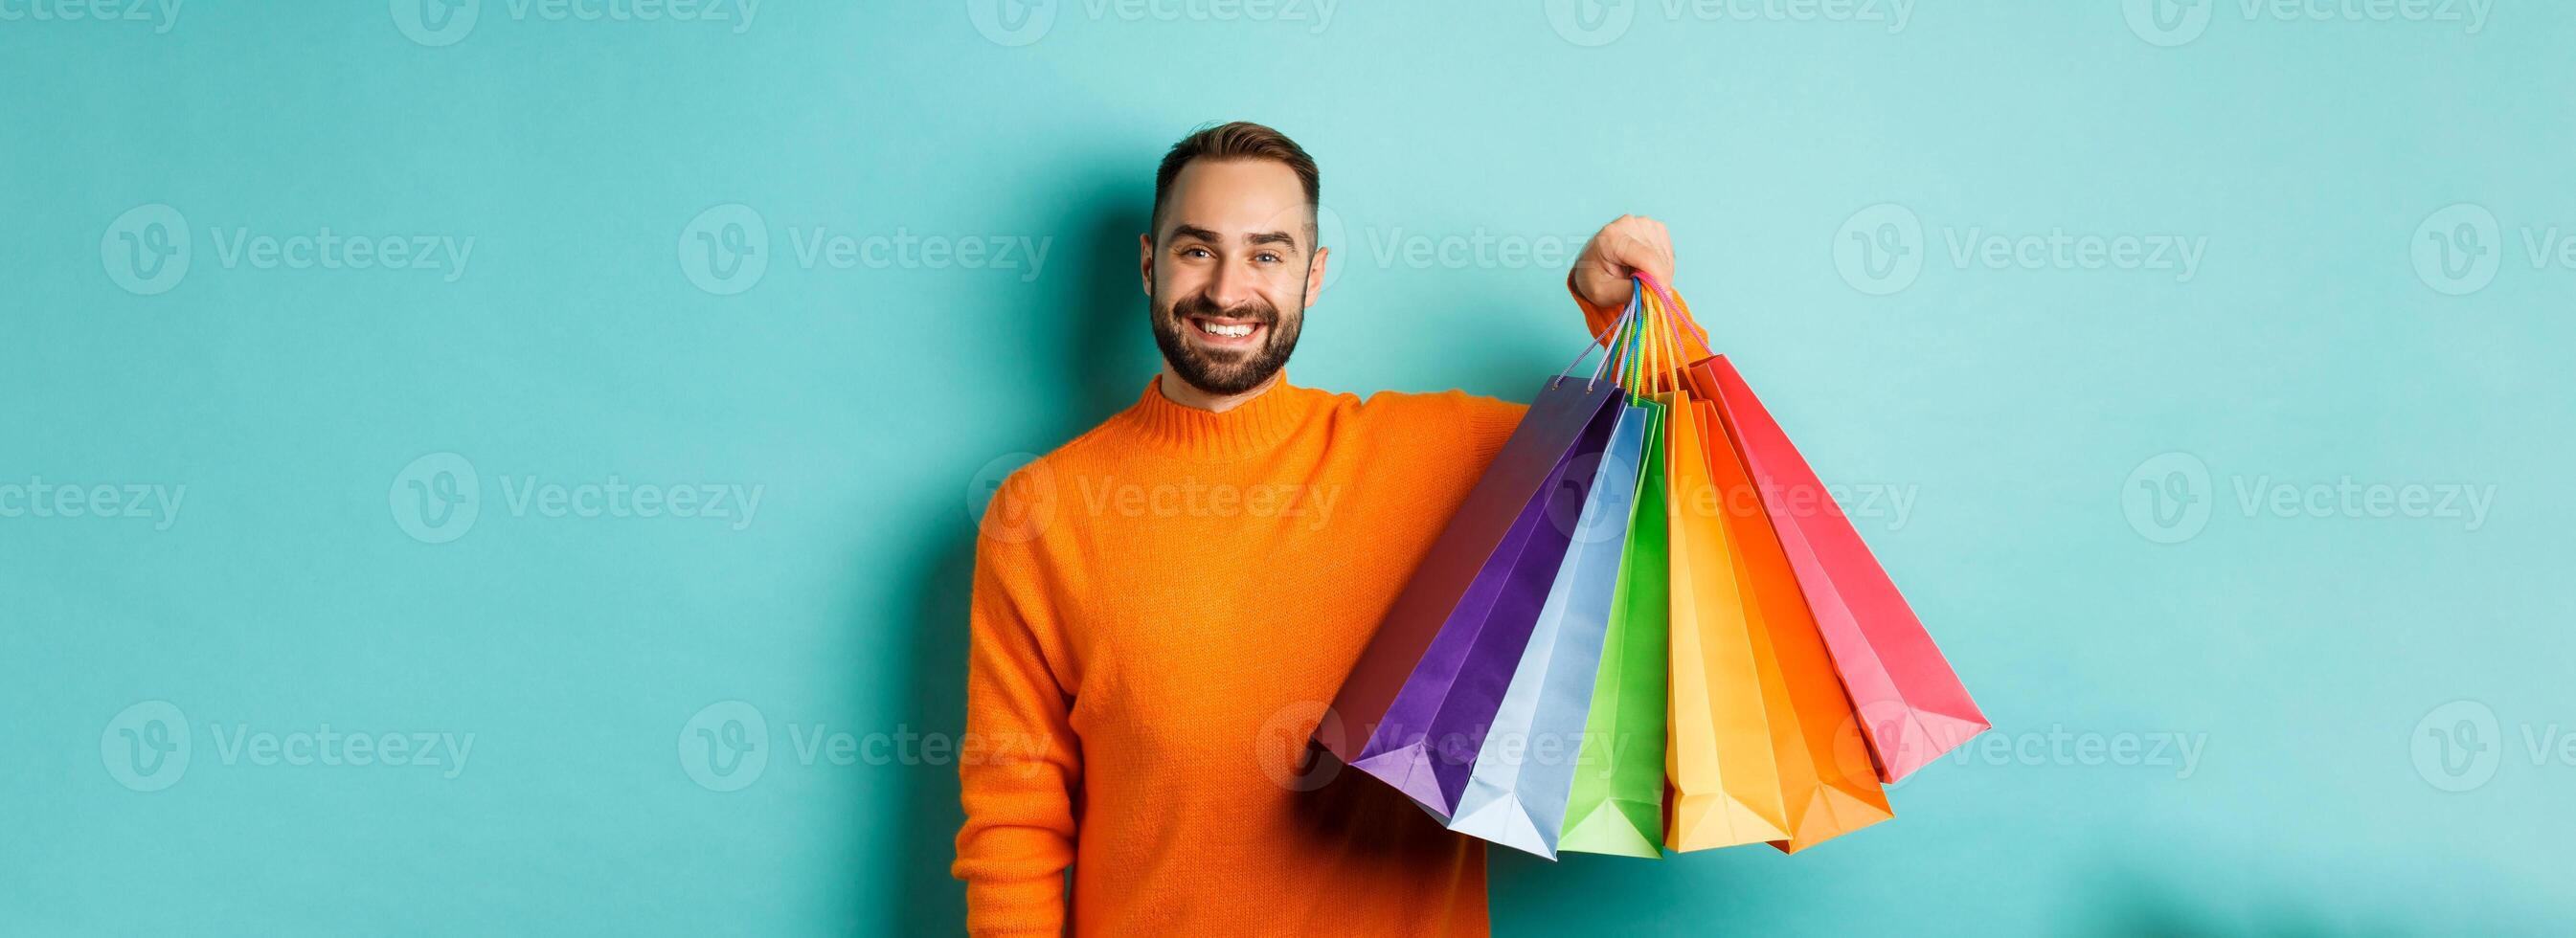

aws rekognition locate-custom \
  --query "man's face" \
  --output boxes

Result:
[1141,158,1328,396]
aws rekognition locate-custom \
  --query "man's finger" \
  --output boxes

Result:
[1609,243,1665,281]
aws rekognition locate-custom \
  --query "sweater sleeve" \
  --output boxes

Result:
[952,485,1083,938]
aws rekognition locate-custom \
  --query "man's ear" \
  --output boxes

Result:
[1304,246,1330,308]
[1138,233,1155,298]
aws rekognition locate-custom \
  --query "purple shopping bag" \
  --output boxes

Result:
[1317,373,1624,817]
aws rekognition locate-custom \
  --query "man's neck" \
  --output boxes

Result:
[1157,365,1280,413]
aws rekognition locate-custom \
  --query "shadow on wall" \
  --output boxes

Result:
[1485,853,2506,936]
[2072,873,2401,938]
[873,165,1157,935]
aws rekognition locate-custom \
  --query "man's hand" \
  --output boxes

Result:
[1570,214,1674,311]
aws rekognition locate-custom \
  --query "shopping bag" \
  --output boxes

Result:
[1393,400,1622,818]
[1449,397,1653,858]
[1692,395,1893,852]
[1626,269,1985,785]
[1660,388,1796,850]
[1695,354,1986,783]
[1318,358,1625,817]
[1557,397,1669,859]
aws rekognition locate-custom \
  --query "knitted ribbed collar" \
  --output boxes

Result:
[1117,372,1322,459]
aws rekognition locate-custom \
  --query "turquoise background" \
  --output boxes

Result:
[5,2,2570,934]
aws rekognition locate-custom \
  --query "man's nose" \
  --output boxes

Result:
[1206,261,1253,311]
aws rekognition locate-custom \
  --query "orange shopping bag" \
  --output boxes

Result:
[1639,287,1792,852]
[1693,394,1893,853]
[1641,270,1985,792]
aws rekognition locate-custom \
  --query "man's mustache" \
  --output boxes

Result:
[1169,293,1278,324]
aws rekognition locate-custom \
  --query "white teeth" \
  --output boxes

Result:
[1199,321,1254,338]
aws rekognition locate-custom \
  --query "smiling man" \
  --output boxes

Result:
[952,121,1702,936]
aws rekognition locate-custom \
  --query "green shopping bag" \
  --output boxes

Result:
[1558,397,1671,858]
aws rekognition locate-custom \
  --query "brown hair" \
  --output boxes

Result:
[1151,121,1320,241]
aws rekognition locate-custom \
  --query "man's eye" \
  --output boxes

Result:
[1256,253,1281,263]
[1183,248,1211,259]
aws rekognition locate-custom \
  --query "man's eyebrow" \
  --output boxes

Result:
[1164,225,1303,252]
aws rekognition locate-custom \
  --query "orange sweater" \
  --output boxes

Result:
[953,286,1668,936]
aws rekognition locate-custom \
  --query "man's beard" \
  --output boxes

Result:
[1149,285,1304,396]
